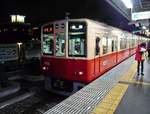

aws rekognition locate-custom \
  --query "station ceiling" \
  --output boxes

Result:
[132,0,150,30]
[133,0,150,12]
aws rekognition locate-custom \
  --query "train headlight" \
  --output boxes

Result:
[75,71,84,76]
[42,66,46,70]
[79,71,83,75]
[42,66,47,70]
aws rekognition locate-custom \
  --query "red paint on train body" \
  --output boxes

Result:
[41,19,147,95]
[41,48,135,84]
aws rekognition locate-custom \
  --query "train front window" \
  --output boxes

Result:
[55,32,65,56]
[68,22,87,57]
[69,35,86,56]
[42,24,54,55]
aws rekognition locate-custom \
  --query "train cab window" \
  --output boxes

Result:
[95,37,100,56]
[42,24,54,55]
[69,35,86,57]
[68,22,87,57]
[55,32,65,56]
[43,35,54,55]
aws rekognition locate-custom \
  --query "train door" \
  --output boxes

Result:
[53,22,66,78]
[94,36,100,77]
[111,37,118,52]
[112,40,114,52]
[113,36,118,63]
[68,21,87,80]
[54,22,66,57]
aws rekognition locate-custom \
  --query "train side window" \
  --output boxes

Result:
[115,39,118,51]
[102,37,108,54]
[95,37,100,56]
[120,33,128,50]
[112,40,114,52]
[55,32,65,56]
[120,38,127,49]
[132,39,135,48]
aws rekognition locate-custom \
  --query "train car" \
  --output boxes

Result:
[41,18,147,95]
[0,22,40,71]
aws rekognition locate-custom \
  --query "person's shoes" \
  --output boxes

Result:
[141,73,144,75]
[137,73,140,75]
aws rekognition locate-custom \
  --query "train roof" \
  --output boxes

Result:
[42,18,126,33]
[42,18,147,39]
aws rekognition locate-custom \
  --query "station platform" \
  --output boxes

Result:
[92,59,150,114]
[44,56,150,114]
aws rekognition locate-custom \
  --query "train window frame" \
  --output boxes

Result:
[111,35,118,52]
[42,24,54,55]
[120,33,128,50]
[95,37,100,56]
[102,37,108,54]
[68,34,86,57]
[114,38,118,51]
[68,21,87,57]
[55,24,59,29]
[120,38,127,50]
[61,23,65,28]
[42,34,54,55]
[112,40,114,52]
[55,32,65,57]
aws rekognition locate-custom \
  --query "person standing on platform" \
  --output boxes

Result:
[135,43,147,76]
[147,41,150,59]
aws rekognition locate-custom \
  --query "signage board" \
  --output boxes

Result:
[11,15,25,23]
[0,44,17,62]
[132,11,150,21]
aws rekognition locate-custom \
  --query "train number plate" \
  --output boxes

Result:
[52,80,65,89]
[51,79,73,92]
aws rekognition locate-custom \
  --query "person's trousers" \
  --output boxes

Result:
[148,49,150,58]
[137,60,144,74]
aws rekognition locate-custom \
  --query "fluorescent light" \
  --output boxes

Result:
[142,26,146,30]
[79,25,83,29]
[11,15,16,22]
[121,0,133,9]
[71,25,76,29]
[10,15,25,23]
[146,29,149,32]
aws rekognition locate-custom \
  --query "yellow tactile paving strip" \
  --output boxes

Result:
[120,62,150,86]
[91,84,128,114]
[91,62,138,114]
[131,79,150,86]
[119,62,137,82]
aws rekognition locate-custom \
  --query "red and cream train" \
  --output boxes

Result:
[41,19,147,95]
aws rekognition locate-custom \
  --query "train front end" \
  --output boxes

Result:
[41,20,90,95]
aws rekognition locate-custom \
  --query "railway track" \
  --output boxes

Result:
[0,72,66,114]
[0,90,66,114]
